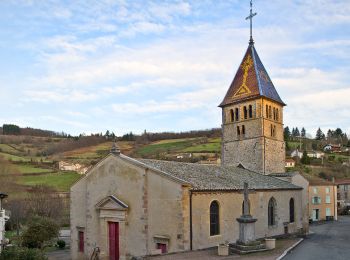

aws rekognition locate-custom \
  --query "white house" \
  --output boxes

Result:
[0,193,9,253]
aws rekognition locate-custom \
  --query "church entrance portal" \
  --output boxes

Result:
[108,222,119,260]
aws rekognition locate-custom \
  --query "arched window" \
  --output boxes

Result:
[230,109,234,122]
[237,126,240,136]
[235,108,239,121]
[289,198,295,223]
[210,201,220,236]
[268,197,277,226]
[248,105,253,118]
[243,106,248,119]
[242,125,245,136]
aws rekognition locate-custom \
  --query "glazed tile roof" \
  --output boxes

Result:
[139,159,301,191]
[219,44,285,107]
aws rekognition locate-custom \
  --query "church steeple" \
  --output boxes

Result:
[220,1,286,174]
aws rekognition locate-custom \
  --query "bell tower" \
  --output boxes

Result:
[219,1,285,174]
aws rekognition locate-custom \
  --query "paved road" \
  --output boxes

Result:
[284,216,350,260]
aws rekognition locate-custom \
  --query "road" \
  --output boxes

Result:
[284,216,350,260]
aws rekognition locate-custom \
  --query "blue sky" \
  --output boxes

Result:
[0,0,349,137]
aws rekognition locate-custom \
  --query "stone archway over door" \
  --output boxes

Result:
[109,222,119,260]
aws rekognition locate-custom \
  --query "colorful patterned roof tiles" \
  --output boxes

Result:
[219,44,285,107]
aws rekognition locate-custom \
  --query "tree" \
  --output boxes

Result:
[25,185,64,220]
[301,127,306,137]
[21,216,59,249]
[284,126,291,141]
[300,150,310,165]
[315,127,325,140]
[294,127,300,137]
[2,124,20,135]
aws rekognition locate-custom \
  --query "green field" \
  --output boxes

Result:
[0,152,30,162]
[135,139,193,156]
[18,171,81,191]
[15,164,53,174]
[182,141,221,153]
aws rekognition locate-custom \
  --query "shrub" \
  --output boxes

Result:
[0,246,47,260]
[21,216,59,249]
[56,239,66,249]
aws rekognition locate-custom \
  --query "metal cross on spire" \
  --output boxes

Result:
[245,0,257,45]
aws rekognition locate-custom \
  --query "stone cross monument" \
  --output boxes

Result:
[236,182,257,244]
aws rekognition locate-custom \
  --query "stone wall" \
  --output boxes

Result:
[191,189,303,250]
[221,98,285,174]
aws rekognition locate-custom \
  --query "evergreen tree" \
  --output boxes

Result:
[300,150,310,165]
[301,127,306,137]
[295,127,300,137]
[284,126,291,141]
[315,127,325,140]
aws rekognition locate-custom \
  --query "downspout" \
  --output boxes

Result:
[190,190,193,250]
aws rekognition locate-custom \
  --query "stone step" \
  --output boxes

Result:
[230,247,269,255]
[231,243,266,251]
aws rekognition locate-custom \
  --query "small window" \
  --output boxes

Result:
[243,106,248,119]
[230,109,234,122]
[249,105,253,118]
[313,187,318,194]
[242,125,245,135]
[268,197,277,226]
[326,195,331,204]
[237,126,240,136]
[276,108,279,121]
[270,124,273,137]
[266,105,268,118]
[326,208,331,217]
[289,198,295,223]
[269,106,272,119]
[78,231,84,252]
[235,108,239,121]
[273,107,276,120]
[210,201,220,236]
[326,187,330,194]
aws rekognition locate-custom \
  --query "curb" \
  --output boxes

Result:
[275,238,304,260]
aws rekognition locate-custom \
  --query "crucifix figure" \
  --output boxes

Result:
[245,0,257,45]
[242,182,251,217]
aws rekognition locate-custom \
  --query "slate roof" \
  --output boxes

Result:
[139,159,301,191]
[219,44,285,107]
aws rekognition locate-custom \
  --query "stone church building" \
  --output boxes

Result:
[70,34,309,260]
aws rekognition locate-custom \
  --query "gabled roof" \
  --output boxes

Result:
[219,44,285,107]
[139,159,301,191]
[95,195,128,210]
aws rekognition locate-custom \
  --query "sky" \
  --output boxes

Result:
[0,0,349,137]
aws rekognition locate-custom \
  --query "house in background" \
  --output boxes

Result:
[290,149,324,159]
[285,159,295,168]
[335,179,350,215]
[0,193,9,253]
[306,177,337,222]
[323,144,341,153]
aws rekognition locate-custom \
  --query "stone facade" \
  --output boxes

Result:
[70,155,191,260]
[222,98,285,174]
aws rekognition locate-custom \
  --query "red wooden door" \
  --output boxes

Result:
[78,231,84,252]
[108,222,119,260]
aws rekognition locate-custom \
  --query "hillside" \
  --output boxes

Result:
[1,132,350,199]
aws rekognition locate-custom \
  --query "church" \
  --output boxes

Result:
[70,5,309,260]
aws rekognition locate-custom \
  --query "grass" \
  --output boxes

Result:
[135,139,193,156]
[182,140,221,153]
[0,152,30,162]
[18,171,81,191]
[0,144,21,154]
[15,164,53,174]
